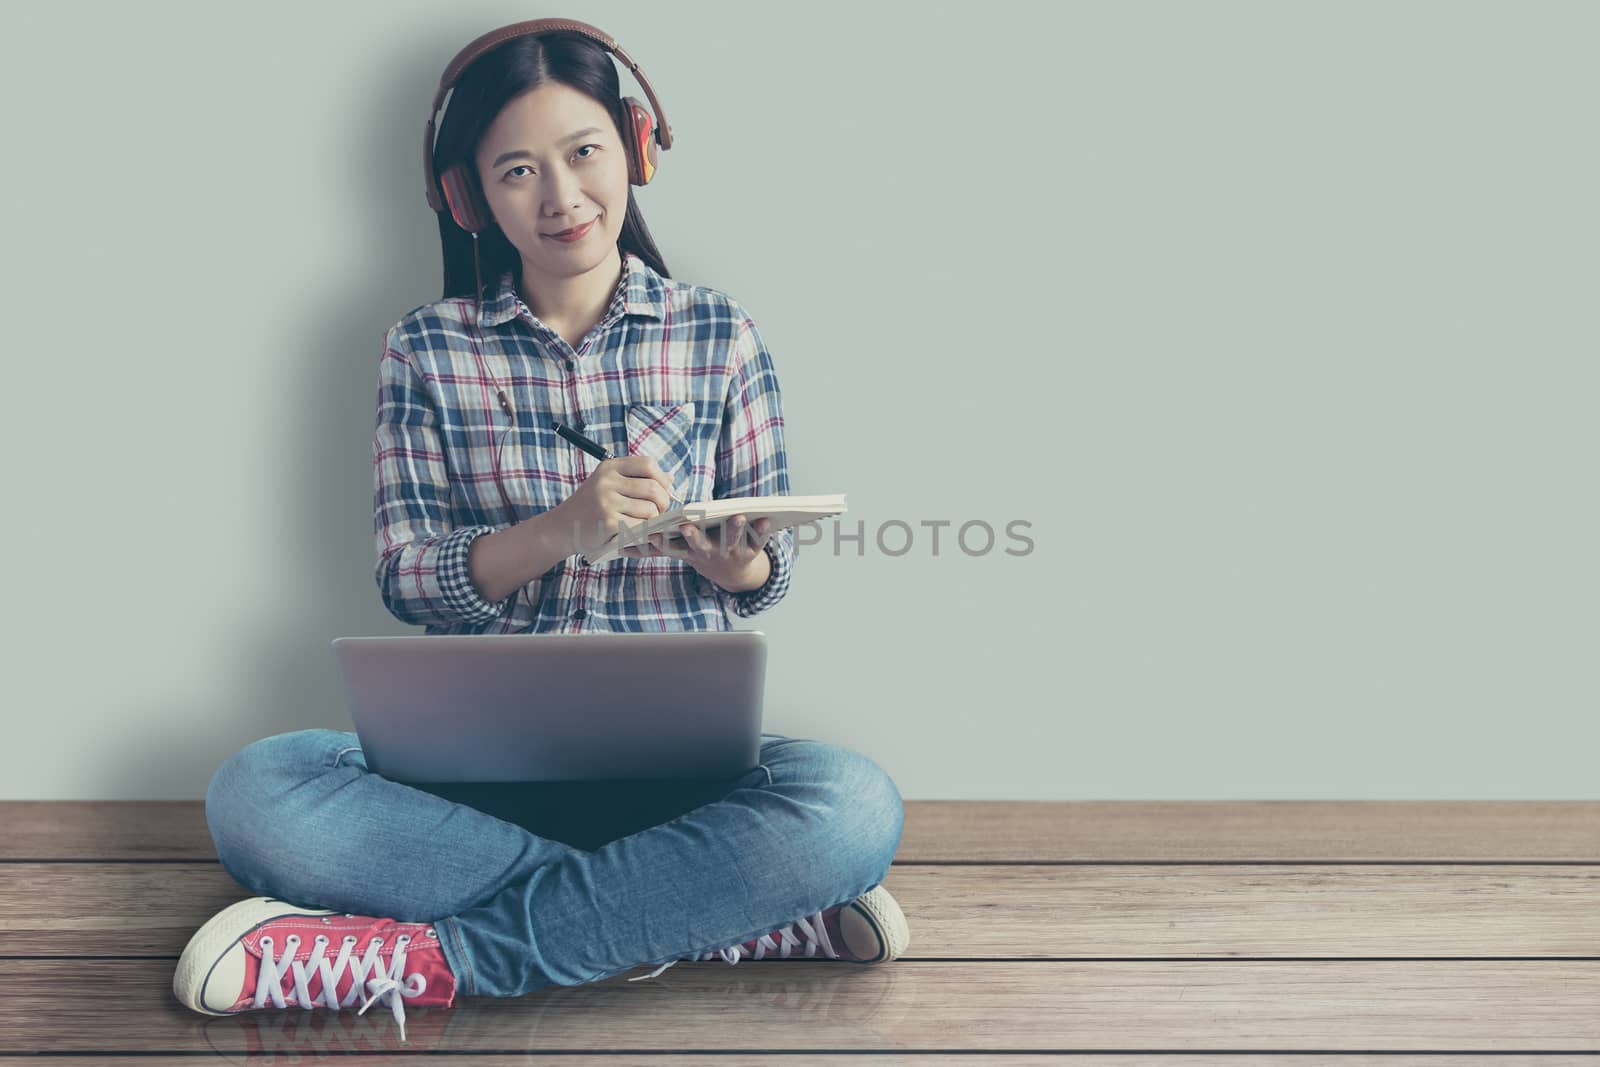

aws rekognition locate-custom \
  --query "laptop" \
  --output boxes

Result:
[330,631,767,784]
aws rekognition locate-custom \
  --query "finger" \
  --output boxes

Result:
[627,454,674,500]
[613,491,662,521]
[646,527,681,558]
[617,453,667,483]
[662,535,693,559]
[645,455,675,496]
[684,524,718,559]
[726,518,748,559]
[616,476,671,511]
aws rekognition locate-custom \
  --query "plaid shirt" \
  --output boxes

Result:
[373,251,795,633]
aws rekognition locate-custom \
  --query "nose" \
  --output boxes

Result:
[540,167,585,221]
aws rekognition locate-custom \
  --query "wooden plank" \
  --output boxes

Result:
[897,801,1600,862]
[4,800,1598,862]
[9,1061,1600,1067]
[1,960,1597,1053]
[3,863,1597,959]
[1,802,213,860]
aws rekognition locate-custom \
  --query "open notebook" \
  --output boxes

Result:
[584,493,847,565]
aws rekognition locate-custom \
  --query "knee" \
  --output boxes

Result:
[789,741,905,883]
[839,747,905,876]
[204,729,350,869]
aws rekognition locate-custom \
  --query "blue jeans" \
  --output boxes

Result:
[203,728,905,997]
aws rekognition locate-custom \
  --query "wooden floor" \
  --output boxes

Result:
[2,799,1598,1062]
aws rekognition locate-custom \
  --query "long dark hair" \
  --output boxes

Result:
[430,30,671,302]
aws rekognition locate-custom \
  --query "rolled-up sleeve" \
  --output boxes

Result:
[372,329,506,627]
[714,310,796,618]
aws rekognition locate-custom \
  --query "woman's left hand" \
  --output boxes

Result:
[620,514,772,589]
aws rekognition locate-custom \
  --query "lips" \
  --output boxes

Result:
[542,218,598,240]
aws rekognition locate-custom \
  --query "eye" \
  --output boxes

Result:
[504,145,601,180]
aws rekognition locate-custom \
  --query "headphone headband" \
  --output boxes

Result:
[422,17,674,213]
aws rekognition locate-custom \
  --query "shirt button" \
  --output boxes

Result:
[572,608,588,620]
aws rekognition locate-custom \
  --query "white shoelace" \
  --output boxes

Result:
[255,931,428,1043]
[628,909,839,982]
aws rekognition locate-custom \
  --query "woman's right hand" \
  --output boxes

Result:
[551,454,677,559]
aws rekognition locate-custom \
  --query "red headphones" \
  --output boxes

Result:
[423,17,675,235]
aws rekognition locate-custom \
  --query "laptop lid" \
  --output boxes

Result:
[330,631,767,784]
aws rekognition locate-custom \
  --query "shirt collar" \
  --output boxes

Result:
[476,250,666,329]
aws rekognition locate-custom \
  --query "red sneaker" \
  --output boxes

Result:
[173,897,456,1043]
[628,883,910,981]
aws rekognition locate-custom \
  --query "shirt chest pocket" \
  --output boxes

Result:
[624,401,712,507]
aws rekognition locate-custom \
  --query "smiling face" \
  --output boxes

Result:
[474,81,630,286]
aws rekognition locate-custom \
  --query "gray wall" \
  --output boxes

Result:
[3,0,1594,799]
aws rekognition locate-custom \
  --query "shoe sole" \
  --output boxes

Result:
[842,884,910,963]
[173,896,339,1015]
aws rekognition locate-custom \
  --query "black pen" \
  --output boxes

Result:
[552,420,610,460]
[552,420,682,512]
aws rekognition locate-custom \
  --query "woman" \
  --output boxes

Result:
[172,18,908,1043]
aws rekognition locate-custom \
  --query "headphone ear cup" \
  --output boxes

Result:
[620,97,658,186]
[438,163,491,233]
